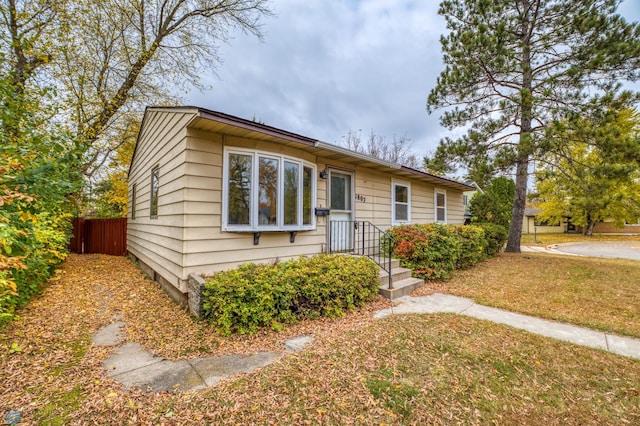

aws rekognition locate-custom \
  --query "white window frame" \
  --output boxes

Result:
[131,183,136,220]
[434,189,447,223]
[222,147,316,232]
[392,180,411,225]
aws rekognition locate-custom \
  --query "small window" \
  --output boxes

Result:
[435,191,446,223]
[392,182,410,224]
[150,167,159,218]
[131,183,136,220]
[463,194,468,206]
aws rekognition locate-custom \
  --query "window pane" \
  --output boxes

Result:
[303,166,312,225]
[259,157,278,226]
[284,161,299,225]
[150,168,159,217]
[395,185,408,203]
[131,184,136,219]
[437,207,445,222]
[331,173,350,210]
[436,193,445,207]
[395,204,408,221]
[228,154,252,225]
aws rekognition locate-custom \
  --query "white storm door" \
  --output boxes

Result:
[329,170,354,252]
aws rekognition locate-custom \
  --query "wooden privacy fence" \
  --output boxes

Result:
[70,217,127,256]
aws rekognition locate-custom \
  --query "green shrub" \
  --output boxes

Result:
[202,255,379,335]
[453,225,487,269]
[389,224,462,280]
[476,222,508,256]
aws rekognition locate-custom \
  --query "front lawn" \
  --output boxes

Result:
[1,253,639,424]
[414,253,640,338]
[521,232,640,246]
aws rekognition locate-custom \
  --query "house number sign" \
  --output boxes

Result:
[355,194,366,203]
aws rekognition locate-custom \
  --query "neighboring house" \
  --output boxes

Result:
[127,107,472,303]
[521,208,568,234]
[462,181,483,224]
[522,207,640,235]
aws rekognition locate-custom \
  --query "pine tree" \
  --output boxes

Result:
[427,0,640,251]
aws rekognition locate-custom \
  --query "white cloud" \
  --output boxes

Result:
[187,0,640,158]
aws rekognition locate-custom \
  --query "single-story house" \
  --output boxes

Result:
[522,207,640,235]
[462,181,483,224]
[521,208,570,234]
[127,107,472,303]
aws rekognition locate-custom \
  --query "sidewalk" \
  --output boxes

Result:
[374,293,640,360]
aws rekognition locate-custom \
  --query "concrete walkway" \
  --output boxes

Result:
[93,317,314,393]
[375,293,640,360]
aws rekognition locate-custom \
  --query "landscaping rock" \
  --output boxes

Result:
[285,335,314,352]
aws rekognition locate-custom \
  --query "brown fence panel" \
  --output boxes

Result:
[69,217,85,254]
[72,217,127,256]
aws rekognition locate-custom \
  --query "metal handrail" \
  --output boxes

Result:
[328,220,395,289]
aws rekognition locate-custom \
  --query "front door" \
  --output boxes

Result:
[329,170,354,252]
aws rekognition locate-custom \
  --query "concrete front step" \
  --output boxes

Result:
[379,277,425,300]
[378,267,412,287]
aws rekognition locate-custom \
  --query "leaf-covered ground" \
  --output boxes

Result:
[2,253,640,424]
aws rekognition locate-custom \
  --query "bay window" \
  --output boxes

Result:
[223,149,316,231]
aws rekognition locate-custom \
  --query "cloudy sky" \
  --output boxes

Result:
[187,0,640,159]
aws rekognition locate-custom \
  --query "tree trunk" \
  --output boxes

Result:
[584,220,596,236]
[506,1,533,253]
[506,158,528,252]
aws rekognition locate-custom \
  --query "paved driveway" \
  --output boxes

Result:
[553,241,640,261]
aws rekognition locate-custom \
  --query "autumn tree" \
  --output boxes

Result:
[340,129,422,169]
[426,0,640,252]
[534,101,640,235]
[1,0,271,177]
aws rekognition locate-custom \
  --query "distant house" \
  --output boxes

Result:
[127,107,472,303]
[522,207,640,235]
[521,208,569,234]
[462,181,483,224]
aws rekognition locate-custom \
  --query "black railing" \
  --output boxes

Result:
[328,220,395,289]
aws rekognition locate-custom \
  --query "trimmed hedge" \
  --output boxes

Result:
[453,225,487,269]
[202,254,379,335]
[475,222,508,256]
[389,223,504,281]
[389,224,462,280]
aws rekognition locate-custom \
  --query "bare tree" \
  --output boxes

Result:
[0,0,272,177]
[340,129,422,169]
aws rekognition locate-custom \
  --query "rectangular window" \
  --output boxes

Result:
[463,195,468,206]
[330,172,351,211]
[131,183,136,220]
[302,166,313,225]
[228,153,252,225]
[284,161,299,225]
[258,157,279,226]
[435,191,446,223]
[223,149,316,231]
[150,167,159,218]
[393,182,410,224]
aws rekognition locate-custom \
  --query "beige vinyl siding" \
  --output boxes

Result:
[446,190,465,224]
[412,184,435,223]
[180,131,327,278]
[128,108,469,296]
[127,109,195,291]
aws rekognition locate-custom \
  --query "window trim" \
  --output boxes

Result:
[434,189,447,223]
[131,183,136,220]
[222,147,316,232]
[392,180,411,225]
[150,166,159,219]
